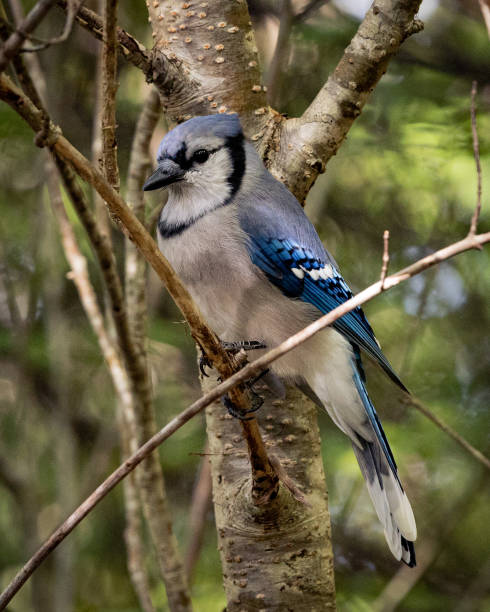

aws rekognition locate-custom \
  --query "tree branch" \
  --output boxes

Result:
[468,80,482,237]
[0,0,57,71]
[267,0,424,201]
[101,0,119,191]
[123,84,192,612]
[56,0,198,104]
[2,225,489,609]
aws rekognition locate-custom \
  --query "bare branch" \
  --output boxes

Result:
[56,0,198,105]
[120,431,156,612]
[2,226,489,609]
[101,0,119,191]
[5,0,83,52]
[56,0,152,73]
[124,85,192,612]
[0,0,57,71]
[469,81,482,237]
[380,229,390,289]
[267,0,424,201]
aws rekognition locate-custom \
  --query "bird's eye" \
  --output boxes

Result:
[192,149,209,164]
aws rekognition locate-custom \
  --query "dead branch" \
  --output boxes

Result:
[123,84,192,612]
[56,0,197,102]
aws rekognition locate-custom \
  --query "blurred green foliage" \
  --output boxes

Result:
[0,1,489,610]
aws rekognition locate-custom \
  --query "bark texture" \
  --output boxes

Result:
[145,0,276,138]
[204,377,336,611]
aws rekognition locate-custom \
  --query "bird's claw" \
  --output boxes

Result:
[199,353,212,377]
[222,387,264,420]
[221,340,266,354]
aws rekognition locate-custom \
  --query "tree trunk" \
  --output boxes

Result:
[146,0,337,607]
[204,376,336,611]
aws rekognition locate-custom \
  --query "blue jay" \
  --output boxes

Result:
[143,114,417,566]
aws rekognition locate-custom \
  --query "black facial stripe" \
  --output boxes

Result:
[160,145,221,171]
[224,133,245,204]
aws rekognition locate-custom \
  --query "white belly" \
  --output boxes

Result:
[157,204,333,381]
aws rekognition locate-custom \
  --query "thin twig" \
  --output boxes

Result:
[380,229,390,289]
[0,0,57,71]
[2,228,490,609]
[56,0,191,97]
[124,85,192,611]
[8,0,84,52]
[468,81,482,238]
[402,396,490,471]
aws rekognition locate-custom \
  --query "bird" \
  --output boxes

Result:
[143,113,417,567]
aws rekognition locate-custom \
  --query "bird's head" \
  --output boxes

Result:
[143,114,246,206]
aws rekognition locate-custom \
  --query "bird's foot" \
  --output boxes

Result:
[221,340,267,354]
[222,369,269,420]
[199,340,266,377]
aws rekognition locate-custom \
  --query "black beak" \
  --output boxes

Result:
[143,159,184,191]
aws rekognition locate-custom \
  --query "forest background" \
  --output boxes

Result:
[0,0,489,610]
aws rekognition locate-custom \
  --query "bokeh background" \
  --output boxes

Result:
[0,0,489,610]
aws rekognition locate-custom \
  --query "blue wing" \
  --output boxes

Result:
[247,235,407,392]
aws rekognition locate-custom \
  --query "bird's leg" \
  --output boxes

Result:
[199,339,268,419]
